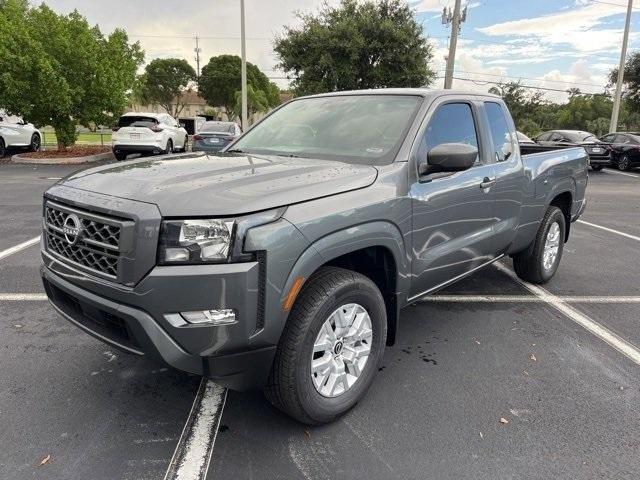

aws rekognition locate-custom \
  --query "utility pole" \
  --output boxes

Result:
[610,0,634,133]
[194,36,201,78]
[442,0,467,89]
[240,0,248,129]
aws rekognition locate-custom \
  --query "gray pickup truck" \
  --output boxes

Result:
[41,89,588,424]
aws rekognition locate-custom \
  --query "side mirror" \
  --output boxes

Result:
[419,143,478,176]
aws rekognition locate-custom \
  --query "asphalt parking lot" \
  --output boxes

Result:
[1,162,640,480]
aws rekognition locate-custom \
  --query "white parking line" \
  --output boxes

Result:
[164,379,227,480]
[495,263,640,365]
[603,168,640,178]
[577,220,640,243]
[421,295,640,303]
[0,236,40,261]
[0,293,47,301]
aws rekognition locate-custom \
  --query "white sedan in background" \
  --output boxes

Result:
[111,112,189,161]
[0,111,41,157]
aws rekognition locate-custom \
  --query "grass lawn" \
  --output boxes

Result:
[40,130,112,147]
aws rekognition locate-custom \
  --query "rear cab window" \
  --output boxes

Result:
[484,102,515,162]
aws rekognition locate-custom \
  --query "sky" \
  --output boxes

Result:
[35,0,639,103]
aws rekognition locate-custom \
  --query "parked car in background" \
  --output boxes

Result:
[516,131,536,145]
[191,121,242,152]
[600,132,640,171]
[0,111,41,157]
[41,89,588,424]
[111,112,189,161]
[535,130,610,171]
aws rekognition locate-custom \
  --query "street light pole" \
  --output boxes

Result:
[610,0,634,134]
[240,0,248,129]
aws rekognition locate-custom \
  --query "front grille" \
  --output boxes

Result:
[44,201,124,279]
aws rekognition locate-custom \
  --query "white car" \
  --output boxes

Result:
[111,112,189,161]
[0,111,41,157]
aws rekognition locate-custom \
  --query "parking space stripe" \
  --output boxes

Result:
[0,236,40,261]
[577,220,640,243]
[603,169,640,179]
[0,293,47,301]
[495,263,640,365]
[421,295,640,303]
[163,379,227,480]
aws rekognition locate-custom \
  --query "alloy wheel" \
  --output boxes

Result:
[543,222,561,271]
[311,303,373,398]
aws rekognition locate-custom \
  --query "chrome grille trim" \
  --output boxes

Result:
[44,201,126,279]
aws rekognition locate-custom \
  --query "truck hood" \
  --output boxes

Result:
[60,152,378,216]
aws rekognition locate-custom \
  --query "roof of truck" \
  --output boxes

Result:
[300,88,500,99]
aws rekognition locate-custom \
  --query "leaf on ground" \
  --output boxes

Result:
[529,354,537,362]
[38,454,51,466]
[479,431,484,438]
[499,417,509,425]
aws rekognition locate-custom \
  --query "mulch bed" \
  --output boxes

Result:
[20,145,110,159]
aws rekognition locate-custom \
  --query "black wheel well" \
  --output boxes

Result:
[323,246,399,345]
[550,191,572,242]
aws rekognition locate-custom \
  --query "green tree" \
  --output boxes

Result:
[198,54,280,119]
[609,51,640,112]
[0,0,143,149]
[231,84,269,127]
[141,58,196,118]
[274,0,435,95]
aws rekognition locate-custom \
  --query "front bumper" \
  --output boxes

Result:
[41,251,276,390]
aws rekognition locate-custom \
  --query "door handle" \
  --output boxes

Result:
[480,177,496,189]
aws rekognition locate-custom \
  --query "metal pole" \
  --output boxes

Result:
[610,0,633,133]
[444,0,462,89]
[240,0,248,129]
[194,36,201,78]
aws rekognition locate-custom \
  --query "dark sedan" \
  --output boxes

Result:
[191,121,242,153]
[535,130,611,171]
[600,132,640,171]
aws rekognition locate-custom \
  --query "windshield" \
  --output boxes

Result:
[202,122,234,133]
[564,131,597,142]
[231,94,423,164]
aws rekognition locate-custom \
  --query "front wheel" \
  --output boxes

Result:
[513,206,566,284]
[591,164,604,171]
[164,139,173,155]
[618,155,630,171]
[265,267,387,425]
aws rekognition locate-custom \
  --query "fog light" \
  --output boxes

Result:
[180,309,236,325]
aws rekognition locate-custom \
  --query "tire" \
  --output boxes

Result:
[114,151,127,161]
[265,266,387,425]
[513,206,566,284]
[0,138,5,158]
[164,139,173,155]
[29,133,41,152]
[182,135,189,152]
[590,165,603,171]
[618,154,630,171]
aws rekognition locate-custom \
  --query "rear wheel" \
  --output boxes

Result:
[182,135,189,152]
[591,165,603,171]
[265,267,387,425]
[29,133,41,152]
[113,151,127,161]
[0,138,5,158]
[618,154,630,171]
[513,206,566,284]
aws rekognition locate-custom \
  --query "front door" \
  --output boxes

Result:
[409,101,497,300]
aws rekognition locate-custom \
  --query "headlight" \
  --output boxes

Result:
[159,219,234,264]
[158,208,285,265]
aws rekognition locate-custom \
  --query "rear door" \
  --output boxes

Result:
[408,99,498,299]
[483,101,525,253]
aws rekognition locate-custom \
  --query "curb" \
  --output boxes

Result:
[11,151,114,165]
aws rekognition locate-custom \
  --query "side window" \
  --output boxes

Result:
[485,102,514,162]
[615,134,630,144]
[601,134,615,143]
[424,103,479,164]
[551,133,563,142]
[537,132,549,141]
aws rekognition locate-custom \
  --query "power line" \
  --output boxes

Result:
[129,33,270,40]
[435,68,610,89]
[439,75,611,96]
